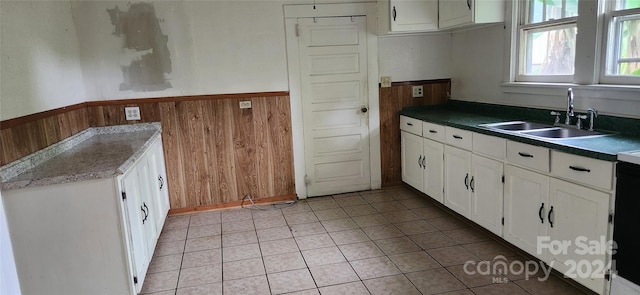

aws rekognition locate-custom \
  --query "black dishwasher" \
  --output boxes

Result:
[612,160,640,291]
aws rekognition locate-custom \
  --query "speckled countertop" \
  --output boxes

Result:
[401,104,640,161]
[1,123,162,190]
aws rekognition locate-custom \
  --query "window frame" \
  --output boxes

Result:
[600,6,640,85]
[515,0,579,83]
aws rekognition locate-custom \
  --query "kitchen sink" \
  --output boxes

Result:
[480,121,554,131]
[479,120,612,140]
[521,128,610,139]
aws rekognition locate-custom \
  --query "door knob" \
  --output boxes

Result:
[361,106,368,113]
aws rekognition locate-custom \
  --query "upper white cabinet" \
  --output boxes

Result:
[439,0,504,29]
[378,0,438,34]
[391,0,438,31]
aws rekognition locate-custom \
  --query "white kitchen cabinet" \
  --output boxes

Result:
[470,154,504,236]
[439,0,504,29]
[2,135,168,295]
[423,138,444,203]
[444,145,472,216]
[547,178,609,294]
[402,131,424,190]
[401,131,444,203]
[390,0,438,32]
[503,164,550,260]
[147,138,171,231]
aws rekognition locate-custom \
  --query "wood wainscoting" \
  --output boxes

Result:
[1,93,295,210]
[379,79,451,187]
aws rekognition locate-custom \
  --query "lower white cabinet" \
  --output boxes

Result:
[401,131,424,190]
[3,136,169,295]
[401,131,444,202]
[504,165,610,294]
[503,165,550,260]
[444,145,504,235]
[547,178,610,293]
[444,145,472,216]
[422,138,444,202]
[470,154,504,236]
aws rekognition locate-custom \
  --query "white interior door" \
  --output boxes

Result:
[298,16,371,197]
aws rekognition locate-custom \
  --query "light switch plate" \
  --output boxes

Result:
[239,101,252,109]
[381,76,392,88]
[124,106,141,120]
[412,85,424,98]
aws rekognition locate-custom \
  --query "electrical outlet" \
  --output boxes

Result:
[412,85,424,98]
[239,101,252,109]
[124,106,141,120]
[381,76,392,88]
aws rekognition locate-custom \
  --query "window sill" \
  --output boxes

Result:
[502,82,640,101]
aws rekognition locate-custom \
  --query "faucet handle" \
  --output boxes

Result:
[550,111,561,124]
[587,108,598,131]
[576,114,588,129]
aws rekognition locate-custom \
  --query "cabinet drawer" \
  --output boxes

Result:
[507,141,550,173]
[473,133,506,160]
[400,116,422,136]
[445,127,472,150]
[551,151,614,190]
[422,122,445,142]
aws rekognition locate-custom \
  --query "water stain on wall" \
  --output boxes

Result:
[107,2,172,91]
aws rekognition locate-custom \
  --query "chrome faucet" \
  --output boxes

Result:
[565,88,574,124]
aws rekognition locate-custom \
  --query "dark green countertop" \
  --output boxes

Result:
[400,103,640,162]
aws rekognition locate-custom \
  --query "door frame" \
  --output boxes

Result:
[284,3,380,199]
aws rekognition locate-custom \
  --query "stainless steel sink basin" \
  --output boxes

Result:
[480,121,554,131]
[521,128,609,139]
[479,120,612,140]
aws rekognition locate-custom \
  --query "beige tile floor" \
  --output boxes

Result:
[141,186,590,295]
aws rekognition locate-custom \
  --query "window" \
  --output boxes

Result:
[602,1,640,83]
[517,0,579,82]
[514,0,640,85]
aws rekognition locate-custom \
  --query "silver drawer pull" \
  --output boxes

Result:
[569,166,591,172]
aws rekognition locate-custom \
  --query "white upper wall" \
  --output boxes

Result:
[378,33,452,82]
[451,25,505,103]
[71,0,289,101]
[1,0,452,120]
[0,1,86,121]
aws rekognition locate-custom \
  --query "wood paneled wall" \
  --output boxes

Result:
[379,80,451,187]
[1,93,295,211]
[1,106,90,166]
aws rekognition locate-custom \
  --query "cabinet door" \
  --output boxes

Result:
[402,131,424,190]
[137,157,158,256]
[470,154,503,236]
[390,0,438,31]
[121,166,150,294]
[439,0,473,29]
[148,138,170,232]
[444,145,471,217]
[423,138,444,203]
[503,165,549,260]
[548,178,609,293]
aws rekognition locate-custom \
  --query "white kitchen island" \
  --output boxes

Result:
[0,123,169,295]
